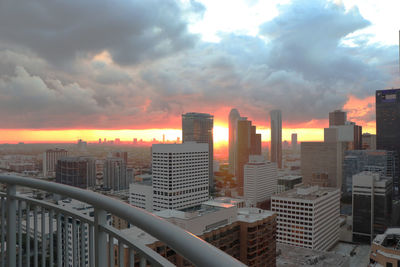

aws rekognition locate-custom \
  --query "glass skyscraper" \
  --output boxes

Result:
[376,89,400,195]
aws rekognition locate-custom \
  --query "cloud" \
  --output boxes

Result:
[0,0,398,130]
[0,0,199,66]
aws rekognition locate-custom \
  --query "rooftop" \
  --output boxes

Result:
[373,228,400,250]
[273,185,338,201]
[278,175,302,181]
[237,208,275,223]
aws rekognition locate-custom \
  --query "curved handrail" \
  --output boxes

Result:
[0,175,246,267]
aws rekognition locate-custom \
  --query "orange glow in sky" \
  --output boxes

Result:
[0,95,375,144]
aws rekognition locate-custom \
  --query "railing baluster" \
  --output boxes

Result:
[89,225,94,267]
[118,240,124,267]
[139,255,147,267]
[72,219,78,267]
[34,205,38,267]
[56,213,61,267]
[18,200,22,267]
[41,208,46,267]
[94,209,107,267]
[109,234,114,267]
[129,248,134,267]
[7,185,17,267]
[26,204,30,267]
[49,209,54,267]
[64,216,69,267]
[1,197,5,267]
[80,222,85,267]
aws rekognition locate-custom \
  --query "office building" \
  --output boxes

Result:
[342,150,396,193]
[244,155,277,207]
[376,88,400,195]
[270,110,282,169]
[329,110,346,126]
[43,148,68,177]
[291,133,298,152]
[103,157,129,191]
[229,108,241,175]
[271,185,340,251]
[325,122,362,150]
[129,176,153,212]
[362,133,376,150]
[152,143,209,211]
[56,157,96,188]
[182,112,214,192]
[236,118,262,196]
[352,172,392,243]
[370,228,400,267]
[109,151,128,164]
[117,201,277,267]
[301,142,345,188]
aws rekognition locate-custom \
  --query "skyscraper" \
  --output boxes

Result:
[329,110,346,126]
[229,108,240,175]
[376,89,400,194]
[151,143,209,211]
[270,110,282,169]
[236,118,262,196]
[291,133,298,152]
[103,157,129,191]
[182,112,214,192]
[56,157,96,189]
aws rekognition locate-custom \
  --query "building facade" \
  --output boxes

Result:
[370,228,400,267]
[182,112,214,192]
[56,157,96,189]
[291,133,298,152]
[151,143,209,211]
[352,172,393,243]
[229,108,241,175]
[129,177,153,212]
[244,155,277,207]
[103,157,129,191]
[329,110,346,126]
[376,88,400,195]
[271,186,340,251]
[43,148,68,177]
[270,110,282,169]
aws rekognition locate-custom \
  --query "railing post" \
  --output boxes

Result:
[7,185,16,267]
[94,208,107,267]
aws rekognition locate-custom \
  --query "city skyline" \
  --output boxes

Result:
[0,0,398,144]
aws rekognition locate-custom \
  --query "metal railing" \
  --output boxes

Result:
[0,175,246,267]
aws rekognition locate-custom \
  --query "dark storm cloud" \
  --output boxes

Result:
[0,0,198,65]
[0,0,397,129]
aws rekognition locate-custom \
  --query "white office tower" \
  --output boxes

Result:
[43,148,67,177]
[152,142,209,211]
[244,155,277,207]
[271,185,340,251]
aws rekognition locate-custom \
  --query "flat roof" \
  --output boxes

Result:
[278,175,302,181]
[121,227,158,245]
[237,208,275,223]
[273,185,339,201]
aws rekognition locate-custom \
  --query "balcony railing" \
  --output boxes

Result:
[0,175,246,267]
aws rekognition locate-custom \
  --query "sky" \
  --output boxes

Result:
[0,0,399,144]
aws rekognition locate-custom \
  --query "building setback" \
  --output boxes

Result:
[271,185,340,251]
[352,172,392,243]
[151,142,209,211]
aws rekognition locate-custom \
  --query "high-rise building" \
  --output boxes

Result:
[43,148,68,177]
[103,157,129,191]
[151,143,209,211]
[270,110,282,169]
[244,155,277,207]
[352,172,393,243]
[56,157,96,188]
[109,151,128,164]
[362,133,376,150]
[329,110,346,126]
[271,185,340,251]
[229,109,241,175]
[342,150,396,193]
[182,112,214,192]
[291,133,298,152]
[301,141,345,188]
[376,88,400,195]
[236,118,262,196]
